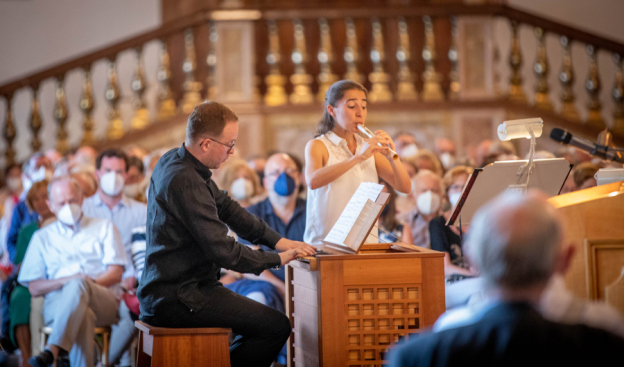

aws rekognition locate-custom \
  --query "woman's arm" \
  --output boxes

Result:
[305,138,383,190]
[371,130,411,193]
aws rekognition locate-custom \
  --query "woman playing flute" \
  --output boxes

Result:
[304,80,411,245]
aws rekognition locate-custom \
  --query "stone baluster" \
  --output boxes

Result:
[343,18,365,84]
[289,19,314,104]
[559,36,580,122]
[53,76,69,154]
[612,53,624,133]
[264,20,287,106]
[422,16,443,101]
[368,18,392,102]
[80,67,96,147]
[3,93,16,165]
[585,45,603,127]
[30,85,42,152]
[317,18,338,102]
[533,27,552,110]
[182,28,203,113]
[156,38,176,121]
[105,58,124,140]
[131,46,149,130]
[206,21,218,101]
[508,20,526,103]
[396,17,417,101]
[448,16,460,100]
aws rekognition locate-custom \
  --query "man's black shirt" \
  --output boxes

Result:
[137,144,282,319]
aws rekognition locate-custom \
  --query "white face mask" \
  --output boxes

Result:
[31,166,54,183]
[448,192,462,207]
[230,177,254,200]
[400,144,419,158]
[123,183,142,199]
[100,171,125,197]
[6,177,22,192]
[440,152,455,170]
[416,190,441,216]
[57,203,82,226]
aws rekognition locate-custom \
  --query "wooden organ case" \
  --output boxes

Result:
[285,246,445,366]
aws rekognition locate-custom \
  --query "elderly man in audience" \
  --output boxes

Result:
[82,149,147,367]
[399,170,443,248]
[18,176,126,367]
[389,191,624,366]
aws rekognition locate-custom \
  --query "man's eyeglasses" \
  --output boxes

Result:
[206,137,236,154]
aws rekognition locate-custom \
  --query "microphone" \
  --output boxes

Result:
[550,128,624,164]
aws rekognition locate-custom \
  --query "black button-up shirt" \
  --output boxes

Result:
[137,144,282,317]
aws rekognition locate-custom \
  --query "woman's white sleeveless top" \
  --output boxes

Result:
[304,131,379,245]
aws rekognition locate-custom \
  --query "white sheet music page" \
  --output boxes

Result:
[324,182,384,250]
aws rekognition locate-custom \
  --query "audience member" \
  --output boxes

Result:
[43,150,61,168]
[378,180,413,245]
[72,146,97,169]
[82,149,147,367]
[124,156,146,202]
[239,153,305,292]
[393,132,419,159]
[247,154,267,189]
[8,155,54,263]
[429,166,476,280]
[217,159,263,208]
[19,176,126,367]
[389,191,624,366]
[572,162,599,190]
[412,150,443,177]
[9,180,55,367]
[124,145,148,161]
[1,164,23,261]
[70,171,98,199]
[399,170,443,248]
[474,139,492,167]
[434,138,457,170]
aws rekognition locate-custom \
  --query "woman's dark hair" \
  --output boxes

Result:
[317,80,367,136]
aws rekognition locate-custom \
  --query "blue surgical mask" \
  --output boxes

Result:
[274,172,296,197]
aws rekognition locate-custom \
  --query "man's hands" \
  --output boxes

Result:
[275,238,317,266]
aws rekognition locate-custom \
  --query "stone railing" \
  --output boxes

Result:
[1,3,623,167]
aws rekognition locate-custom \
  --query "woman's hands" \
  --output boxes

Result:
[357,130,396,161]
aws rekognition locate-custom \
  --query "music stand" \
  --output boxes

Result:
[447,158,572,226]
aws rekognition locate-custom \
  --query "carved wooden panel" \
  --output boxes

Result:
[584,239,624,300]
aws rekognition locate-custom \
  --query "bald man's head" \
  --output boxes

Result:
[466,191,563,290]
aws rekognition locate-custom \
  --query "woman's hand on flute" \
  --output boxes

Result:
[373,130,397,159]
[358,136,388,161]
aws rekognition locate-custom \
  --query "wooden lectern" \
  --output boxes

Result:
[285,246,445,367]
[548,181,624,302]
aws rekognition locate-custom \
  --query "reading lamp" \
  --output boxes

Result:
[497,117,544,192]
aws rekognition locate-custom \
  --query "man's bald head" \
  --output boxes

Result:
[466,191,563,290]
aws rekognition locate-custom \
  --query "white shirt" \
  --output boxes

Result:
[18,216,127,297]
[82,193,147,279]
[304,131,378,245]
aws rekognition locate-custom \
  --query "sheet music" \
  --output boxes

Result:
[324,182,384,247]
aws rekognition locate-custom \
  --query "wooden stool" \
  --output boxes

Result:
[40,326,111,365]
[135,320,231,367]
